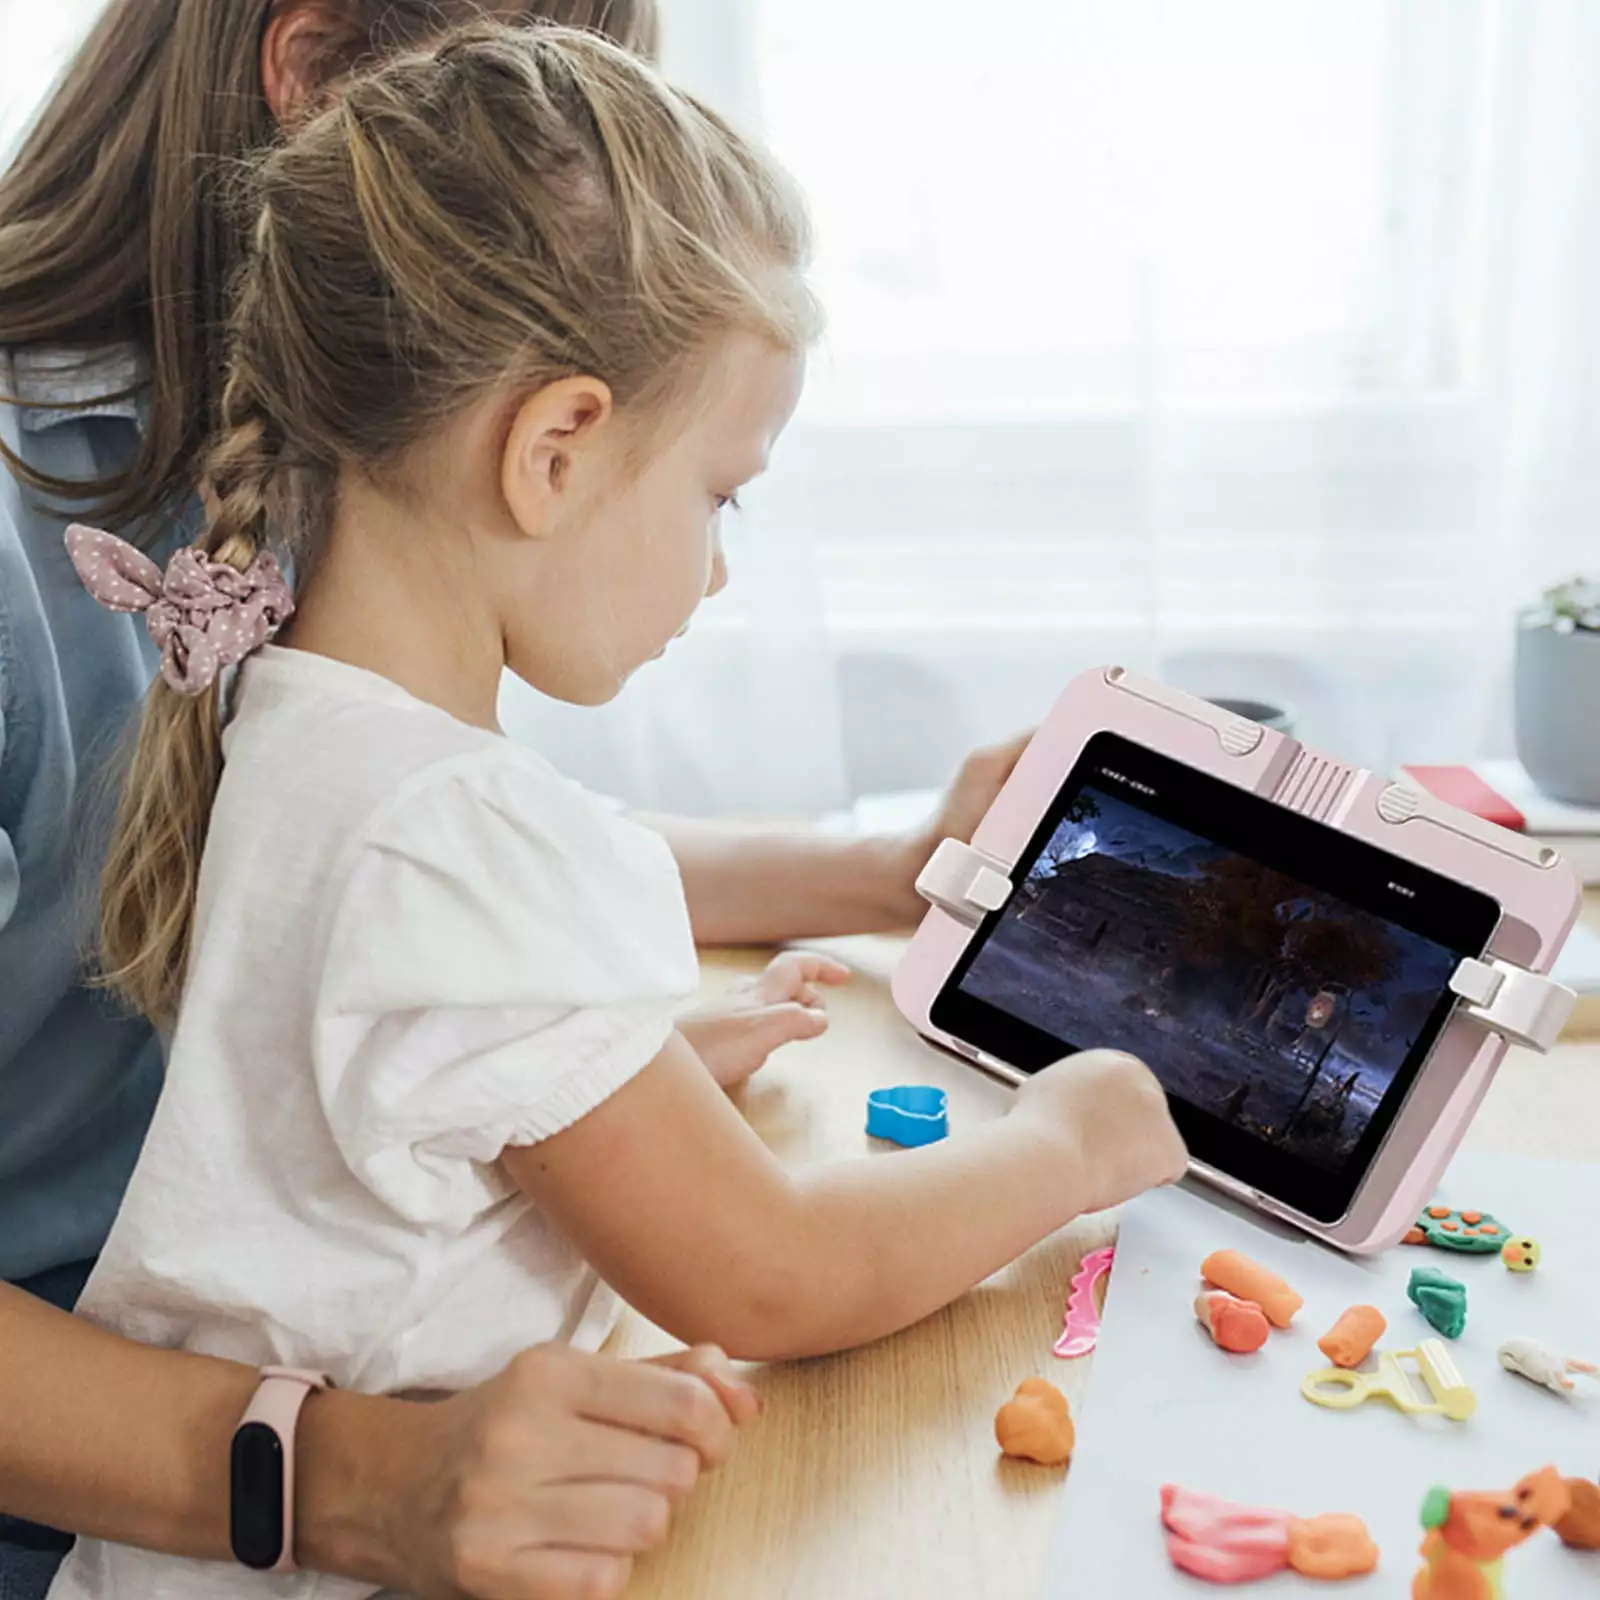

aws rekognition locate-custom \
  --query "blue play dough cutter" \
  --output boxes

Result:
[866,1085,949,1147]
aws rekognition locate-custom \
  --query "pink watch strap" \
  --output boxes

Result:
[238,1367,328,1573]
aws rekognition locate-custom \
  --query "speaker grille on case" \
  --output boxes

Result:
[1273,750,1357,822]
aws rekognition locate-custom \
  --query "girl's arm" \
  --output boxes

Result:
[637,731,1031,945]
[0,1285,753,1596]
[504,1033,1185,1361]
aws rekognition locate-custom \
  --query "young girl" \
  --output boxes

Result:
[52,23,1186,1597]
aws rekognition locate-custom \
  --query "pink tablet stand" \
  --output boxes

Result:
[893,667,1581,1255]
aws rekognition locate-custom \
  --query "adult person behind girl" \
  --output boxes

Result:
[0,2,1030,1596]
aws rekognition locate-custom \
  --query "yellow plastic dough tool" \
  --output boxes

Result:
[1301,1339,1476,1422]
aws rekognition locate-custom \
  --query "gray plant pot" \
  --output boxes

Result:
[1514,623,1600,804]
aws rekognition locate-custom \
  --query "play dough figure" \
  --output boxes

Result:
[1500,1236,1540,1271]
[1408,1266,1467,1339]
[1159,1487,1378,1585]
[1287,1514,1380,1580]
[1403,1206,1508,1253]
[1159,1487,1294,1584]
[1496,1337,1597,1395]
[1556,1477,1600,1550]
[1412,1467,1571,1600]
[1194,1290,1271,1354]
[1317,1305,1386,1369]
[1199,1250,1303,1328]
[994,1378,1075,1465]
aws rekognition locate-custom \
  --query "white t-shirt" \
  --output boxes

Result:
[50,646,699,1600]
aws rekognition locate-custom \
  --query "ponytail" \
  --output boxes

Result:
[96,362,286,1027]
[97,686,226,1027]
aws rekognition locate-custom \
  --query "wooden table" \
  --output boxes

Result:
[611,898,1600,1599]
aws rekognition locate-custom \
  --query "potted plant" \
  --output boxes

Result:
[1515,577,1600,805]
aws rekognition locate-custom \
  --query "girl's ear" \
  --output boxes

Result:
[260,4,348,125]
[501,378,615,540]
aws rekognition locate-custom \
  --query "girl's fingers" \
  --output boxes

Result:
[758,952,850,1001]
[767,1001,828,1041]
[755,953,805,998]
[648,1344,762,1425]
[727,1005,827,1065]
[786,953,850,984]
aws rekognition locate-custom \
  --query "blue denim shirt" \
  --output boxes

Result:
[0,346,190,1282]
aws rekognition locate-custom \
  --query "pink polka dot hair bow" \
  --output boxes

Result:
[66,523,295,696]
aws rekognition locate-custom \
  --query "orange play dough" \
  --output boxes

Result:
[1556,1479,1600,1550]
[1287,1513,1380,1579]
[1194,1290,1271,1354]
[1414,1467,1570,1598]
[1200,1250,1304,1329]
[994,1378,1075,1465]
[1317,1305,1386,1369]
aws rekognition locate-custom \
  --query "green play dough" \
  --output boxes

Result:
[1409,1207,1507,1253]
[1408,1266,1467,1339]
[1420,1486,1453,1530]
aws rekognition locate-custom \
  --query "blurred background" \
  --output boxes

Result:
[6,0,1599,816]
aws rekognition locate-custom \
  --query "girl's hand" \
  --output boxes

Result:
[678,952,850,1089]
[390,1343,757,1600]
[1013,1048,1189,1211]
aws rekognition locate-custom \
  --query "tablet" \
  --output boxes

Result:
[892,667,1581,1252]
[927,731,1500,1225]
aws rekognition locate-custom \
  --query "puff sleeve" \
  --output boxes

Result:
[312,750,699,1228]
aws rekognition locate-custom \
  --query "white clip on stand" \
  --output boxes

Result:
[1449,957,1575,1054]
[915,837,1013,928]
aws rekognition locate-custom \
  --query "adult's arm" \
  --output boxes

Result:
[639,732,1030,945]
[0,1284,755,1598]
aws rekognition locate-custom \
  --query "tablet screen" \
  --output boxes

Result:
[929,731,1500,1223]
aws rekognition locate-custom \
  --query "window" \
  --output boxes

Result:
[754,0,1495,416]
[649,0,1594,788]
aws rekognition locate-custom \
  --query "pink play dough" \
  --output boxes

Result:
[1160,1485,1295,1584]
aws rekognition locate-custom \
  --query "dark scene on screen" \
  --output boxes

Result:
[959,787,1461,1173]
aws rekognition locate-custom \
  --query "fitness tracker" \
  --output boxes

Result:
[229,1366,329,1572]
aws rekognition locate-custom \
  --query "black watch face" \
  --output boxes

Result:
[230,1422,286,1570]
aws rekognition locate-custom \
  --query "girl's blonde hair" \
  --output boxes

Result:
[99,22,815,1027]
[0,0,661,541]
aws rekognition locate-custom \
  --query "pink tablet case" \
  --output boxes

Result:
[892,667,1582,1254]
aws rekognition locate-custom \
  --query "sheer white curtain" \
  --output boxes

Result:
[507,0,1600,813]
[5,0,1595,814]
